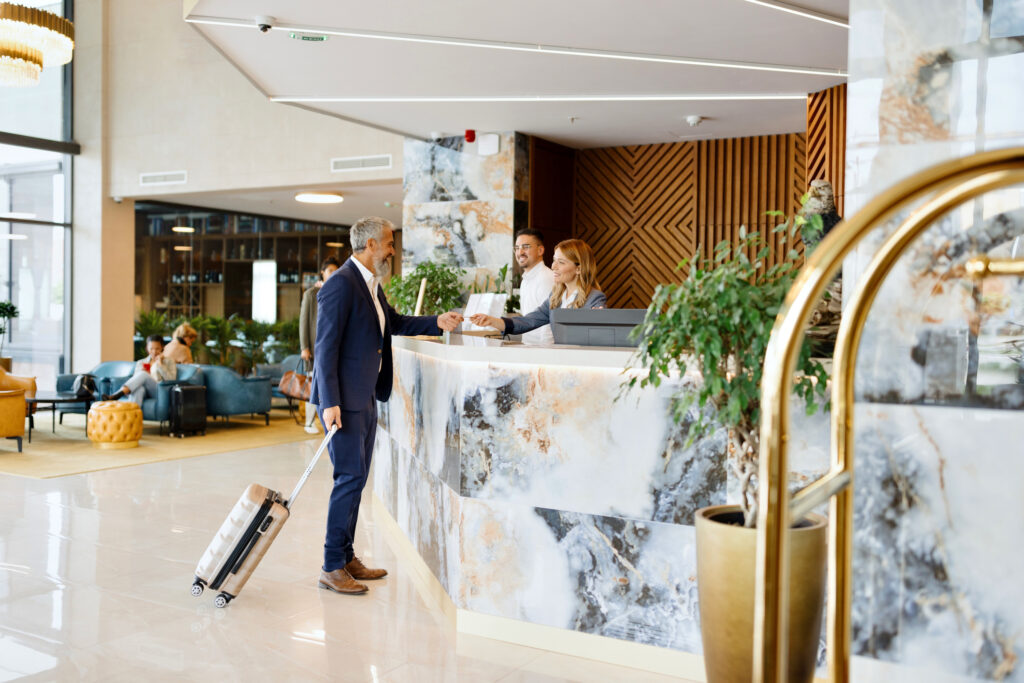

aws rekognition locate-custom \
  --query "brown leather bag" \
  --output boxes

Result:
[278,361,311,402]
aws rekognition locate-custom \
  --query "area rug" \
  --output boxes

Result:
[0,410,321,479]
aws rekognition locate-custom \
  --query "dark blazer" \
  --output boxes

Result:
[312,259,441,410]
[501,289,608,335]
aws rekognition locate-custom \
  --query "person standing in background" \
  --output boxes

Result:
[514,229,556,345]
[299,256,341,434]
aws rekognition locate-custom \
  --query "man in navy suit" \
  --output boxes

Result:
[312,216,463,595]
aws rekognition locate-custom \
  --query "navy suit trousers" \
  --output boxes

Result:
[320,399,377,571]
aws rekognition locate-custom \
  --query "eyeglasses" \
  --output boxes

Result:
[514,244,537,252]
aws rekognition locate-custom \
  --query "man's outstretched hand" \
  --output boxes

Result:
[437,311,464,332]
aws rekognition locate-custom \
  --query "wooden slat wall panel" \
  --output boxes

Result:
[806,83,847,216]
[574,133,805,308]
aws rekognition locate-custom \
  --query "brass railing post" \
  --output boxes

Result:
[753,148,1024,683]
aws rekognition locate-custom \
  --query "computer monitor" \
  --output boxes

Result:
[548,308,646,347]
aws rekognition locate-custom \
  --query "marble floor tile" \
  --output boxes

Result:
[0,440,696,681]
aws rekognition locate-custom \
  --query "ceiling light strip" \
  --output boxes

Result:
[186,15,846,77]
[271,94,809,103]
[738,0,849,29]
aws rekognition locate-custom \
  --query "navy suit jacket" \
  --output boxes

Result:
[311,259,441,411]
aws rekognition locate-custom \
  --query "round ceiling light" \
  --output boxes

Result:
[172,225,195,233]
[295,191,343,204]
[173,245,193,252]
[324,241,344,248]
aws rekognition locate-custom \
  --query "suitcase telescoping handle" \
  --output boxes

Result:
[285,425,338,509]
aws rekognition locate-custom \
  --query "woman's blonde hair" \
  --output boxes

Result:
[173,323,198,340]
[549,239,601,309]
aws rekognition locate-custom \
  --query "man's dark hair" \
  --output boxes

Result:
[320,256,341,275]
[146,334,165,346]
[515,229,545,245]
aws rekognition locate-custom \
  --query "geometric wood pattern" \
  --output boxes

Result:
[575,134,806,308]
[806,83,847,216]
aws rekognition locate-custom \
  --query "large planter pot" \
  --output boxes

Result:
[695,504,827,683]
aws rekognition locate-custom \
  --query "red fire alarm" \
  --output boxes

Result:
[464,129,476,143]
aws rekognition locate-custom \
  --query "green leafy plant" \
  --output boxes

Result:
[0,301,18,357]
[207,315,242,367]
[238,319,274,374]
[188,314,215,363]
[135,310,168,338]
[384,261,466,316]
[271,316,301,357]
[626,218,829,528]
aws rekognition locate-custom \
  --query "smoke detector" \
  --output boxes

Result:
[685,115,705,127]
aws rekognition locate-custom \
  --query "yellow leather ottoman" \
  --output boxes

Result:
[87,401,143,449]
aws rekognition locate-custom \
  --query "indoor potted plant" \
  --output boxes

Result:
[383,260,465,315]
[627,215,829,682]
[0,301,17,371]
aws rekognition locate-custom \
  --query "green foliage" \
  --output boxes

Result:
[207,315,242,367]
[384,261,466,316]
[135,310,168,338]
[238,319,274,374]
[0,301,16,355]
[626,217,829,527]
[272,316,301,356]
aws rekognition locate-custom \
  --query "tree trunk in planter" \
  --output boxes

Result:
[695,504,827,682]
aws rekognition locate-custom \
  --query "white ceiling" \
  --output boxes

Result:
[186,0,849,149]
[150,179,404,225]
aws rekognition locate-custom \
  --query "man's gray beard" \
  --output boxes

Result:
[374,257,392,280]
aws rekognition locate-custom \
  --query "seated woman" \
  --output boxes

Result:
[103,334,177,405]
[470,238,606,336]
[163,323,197,364]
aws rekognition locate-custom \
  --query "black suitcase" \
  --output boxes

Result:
[169,384,207,437]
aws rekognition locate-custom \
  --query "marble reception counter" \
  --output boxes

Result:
[372,335,826,662]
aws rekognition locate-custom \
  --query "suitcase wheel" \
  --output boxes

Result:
[214,592,232,608]
[191,582,204,597]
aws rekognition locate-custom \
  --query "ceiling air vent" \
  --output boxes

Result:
[139,170,187,186]
[330,154,392,173]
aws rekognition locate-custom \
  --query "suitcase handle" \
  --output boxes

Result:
[285,425,338,509]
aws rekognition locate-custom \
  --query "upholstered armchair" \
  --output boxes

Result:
[56,361,136,420]
[0,388,26,452]
[0,366,36,419]
[197,365,271,424]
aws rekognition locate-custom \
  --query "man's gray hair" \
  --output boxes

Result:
[349,216,393,252]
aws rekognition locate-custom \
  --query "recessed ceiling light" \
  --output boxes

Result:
[296,191,344,204]
[173,246,193,251]
[738,0,848,29]
[172,225,195,233]
[325,241,344,248]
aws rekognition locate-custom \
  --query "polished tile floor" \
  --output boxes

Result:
[0,440,695,682]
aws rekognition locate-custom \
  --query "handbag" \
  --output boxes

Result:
[71,373,98,399]
[279,360,311,402]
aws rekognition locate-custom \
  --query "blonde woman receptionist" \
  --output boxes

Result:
[470,238,607,335]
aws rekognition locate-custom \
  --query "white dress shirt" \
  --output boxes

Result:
[351,257,386,336]
[519,262,555,345]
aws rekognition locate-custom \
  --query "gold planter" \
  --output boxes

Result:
[696,504,827,683]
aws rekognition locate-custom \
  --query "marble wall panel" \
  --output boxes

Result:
[404,134,516,204]
[851,403,1024,680]
[402,199,514,271]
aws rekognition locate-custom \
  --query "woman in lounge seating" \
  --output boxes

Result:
[103,334,177,405]
[163,323,198,364]
[470,238,606,337]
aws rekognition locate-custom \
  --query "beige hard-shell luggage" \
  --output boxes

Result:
[191,426,336,607]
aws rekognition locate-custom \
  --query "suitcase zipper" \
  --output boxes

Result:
[210,491,274,590]
[230,514,274,574]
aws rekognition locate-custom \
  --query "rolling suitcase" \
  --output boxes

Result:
[169,384,207,437]
[191,426,337,607]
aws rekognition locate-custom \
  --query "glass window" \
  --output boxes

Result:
[0,1,67,141]
[0,144,67,223]
[0,221,67,391]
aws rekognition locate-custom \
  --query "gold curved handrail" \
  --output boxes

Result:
[753,147,1024,682]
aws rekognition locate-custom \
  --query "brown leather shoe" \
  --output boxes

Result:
[318,569,368,595]
[345,556,387,580]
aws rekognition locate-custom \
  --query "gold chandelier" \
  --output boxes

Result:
[0,2,74,87]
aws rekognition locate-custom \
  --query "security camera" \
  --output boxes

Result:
[112,196,123,204]
[255,15,275,33]
[429,131,444,140]
[686,115,704,127]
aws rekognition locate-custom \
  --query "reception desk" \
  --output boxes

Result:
[371,335,829,674]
